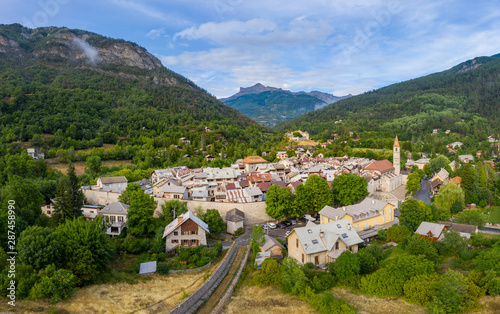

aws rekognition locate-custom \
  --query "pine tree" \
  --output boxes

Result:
[67,163,84,217]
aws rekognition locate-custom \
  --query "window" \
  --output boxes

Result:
[335,242,339,250]
[307,229,312,234]
[365,222,368,229]
[312,239,319,244]
[174,195,180,199]
[296,238,298,248]
[190,239,198,246]
[118,216,123,223]
[356,224,359,231]
[383,217,386,223]
[342,233,348,238]
[191,231,197,235]
[172,240,178,243]
[382,210,385,215]
[174,231,178,236]
[182,240,189,246]
[302,254,304,263]
[374,219,377,225]
[111,227,119,233]
[315,256,319,265]
[47,210,51,215]
[390,215,393,221]
[389,207,392,214]
[337,224,341,228]
[183,231,189,235]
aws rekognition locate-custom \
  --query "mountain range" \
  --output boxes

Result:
[277,54,500,142]
[220,83,350,127]
[0,24,271,159]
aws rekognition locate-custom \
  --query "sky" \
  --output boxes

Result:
[2,0,500,98]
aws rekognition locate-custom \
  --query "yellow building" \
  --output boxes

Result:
[319,197,395,233]
[286,219,363,266]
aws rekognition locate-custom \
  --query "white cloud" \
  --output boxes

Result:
[146,28,166,39]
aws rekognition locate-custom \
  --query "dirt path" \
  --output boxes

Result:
[197,246,246,314]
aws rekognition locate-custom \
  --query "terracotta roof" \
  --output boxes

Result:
[393,135,400,148]
[450,177,462,185]
[364,160,395,174]
[248,173,273,183]
[242,156,268,164]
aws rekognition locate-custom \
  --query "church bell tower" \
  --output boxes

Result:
[393,136,400,175]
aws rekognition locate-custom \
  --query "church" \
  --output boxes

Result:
[363,136,402,193]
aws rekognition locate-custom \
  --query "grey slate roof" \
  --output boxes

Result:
[100,202,129,215]
[261,235,284,252]
[191,189,209,198]
[415,221,446,238]
[226,208,245,222]
[99,176,128,184]
[161,185,187,194]
[246,186,263,197]
[319,197,389,223]
[290,219,363,255]
[163,211,210,238]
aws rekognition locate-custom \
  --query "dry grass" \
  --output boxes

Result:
[48,159,133,175]
[222,285,315,314]
[331,287,426,314]
[54,268,214,314]
[470,295,500,313]
[296,140,319,146]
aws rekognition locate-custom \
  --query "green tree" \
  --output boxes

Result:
[406,172,421,195]
[259,258,281,285]
[265,184,293,220]
[304,175,333,212]
[200,209,225,235]
[454,210,487,228]
[430,155,450,174]
[85,156,102,176]
[357,249,378,275]
[250,225,265,255]
[292,184,311,217]
[331,173,368,206]
[160,200,188,226]
[127,190,157,235]
[280,257,308,295]
[440,230,469,254]
[387,224,411,243]
[434,182,464,217]
[55,217,113,285]
[403,273,440,306]
[334,250,360,283]
[67,163,84,217]
[399,199,428,231]
[118,183,142,205]
[403,235,438,261]
[29,264,76,303]
[18,226,63,270]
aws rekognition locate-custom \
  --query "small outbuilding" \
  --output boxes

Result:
[226,208,245,234]
[260,235,285,258]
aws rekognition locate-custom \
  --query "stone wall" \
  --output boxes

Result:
[83,189,271,225]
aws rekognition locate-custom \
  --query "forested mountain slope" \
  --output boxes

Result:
[277,54,500,142]
[0,24,275,163]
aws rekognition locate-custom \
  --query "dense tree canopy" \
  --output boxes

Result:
[331,173,368,206]
[127,190,157,235]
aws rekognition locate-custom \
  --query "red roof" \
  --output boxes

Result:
[248,173,273,183]
[364,160,395,174]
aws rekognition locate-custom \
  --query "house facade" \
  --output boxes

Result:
[319,197,395,232]
[96,176,128,193]
[163,211,210,252]
[226,208,245,234]
[99,202,129,236]
[260,235,285,258]
[287,219,363,266]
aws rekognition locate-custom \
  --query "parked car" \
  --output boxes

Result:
[261,224,269,230]
[267,222,276,229]
[285,230,292,237]
[283,221,292,227]
[291,220,297,225]
[277,222,286,228]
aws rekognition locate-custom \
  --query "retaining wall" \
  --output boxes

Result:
[167,243,238,314]
[83,190,271,225]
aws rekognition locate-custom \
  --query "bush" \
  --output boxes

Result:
[196,256,211,267]
[403,274,440,306]
[301,287,355,314]
[232,227,245,237]
[402,235,438,261]
[387,224,411,243]
[357,249,378,275]
[377,229,387,242]
[29,264,76,303]
[310,272,336,293]
[334,251,360,284]
[156,262,169,274]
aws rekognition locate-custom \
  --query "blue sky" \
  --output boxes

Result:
[2,1,500,98]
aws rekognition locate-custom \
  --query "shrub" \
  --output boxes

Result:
[403,274,440,306]
[377,229,387,242]
[402,235,438,261]
[29,264,76,303]
[156,262,169,274]
[334,251,360,284]
[310,272,336,293]
[196,256,211,267]
[357,249,378,275]
[387,224,411,243]
[300,286,355,314]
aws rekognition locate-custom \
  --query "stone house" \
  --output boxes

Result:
[99,202,129,236]
[96,176,128,193]
[163,211,210,252]
[226,208,245,234]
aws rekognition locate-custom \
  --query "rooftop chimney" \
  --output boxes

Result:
[343,206,346,211]
[320,231,325,238]
[372,199,375,204]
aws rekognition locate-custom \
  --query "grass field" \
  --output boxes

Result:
[48,159,134,175]
[0,264,216,314]
[487,206,500,224]
[296,140,319,146]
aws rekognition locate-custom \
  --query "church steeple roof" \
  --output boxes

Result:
[393,136,400,148]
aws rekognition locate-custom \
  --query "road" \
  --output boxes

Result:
[413,178,431,204]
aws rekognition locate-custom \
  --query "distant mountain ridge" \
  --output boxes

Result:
[220,83,350,127]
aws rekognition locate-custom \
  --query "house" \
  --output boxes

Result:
[432,129,438,135]
[41,198,57,217]
[27,148,44,160]
[431,179,444,195]
[319,197,395,233]
[226,208,245,234]
[99,202,129,236]
[161,186,188,200]
[205,127,211,132]
[459,155,474,163]
[262,151,271,157]
[205,155,216,161]
[476,151,482,159]
[191,188,210,201]
[415,222,448,241]
[437,221,478,239]
[179,137,191,144]
[153,178,180,196]
[276,151,288,160]
[287,219,363,266]
[414,158,430,170]
[432,168,449,183]
[488,135,496,143]
[151,169,174,184]
[449,160,457,171]
[242,156,269,173]
[260,235,284,258]
[96,176,128,193]
[246,187,263,202]
[163,211,210,252]
[286,130,310,141]
[81,205,102,221]
[226,188,252,203]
